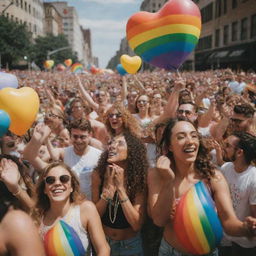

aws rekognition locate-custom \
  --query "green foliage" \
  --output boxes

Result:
[0,16,32,68]
[30,34,78,69]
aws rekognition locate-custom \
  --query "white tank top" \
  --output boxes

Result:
[40,205,90,255]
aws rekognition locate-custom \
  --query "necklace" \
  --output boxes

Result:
[109,193,119,224]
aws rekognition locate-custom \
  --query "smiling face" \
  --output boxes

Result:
[223,135,239,162]
[169,121,199,164]
[44,166,73,203]
[70,128,91,155]
[108,109,124,134]
[107,135,128,164]
[136,95,149,112]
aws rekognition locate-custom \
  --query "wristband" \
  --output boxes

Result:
[119,197,129,204]
[12,187,21,197]
[100,194,112,202]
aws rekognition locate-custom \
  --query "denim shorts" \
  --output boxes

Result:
[158,237,219,256]
[106,232,143,256]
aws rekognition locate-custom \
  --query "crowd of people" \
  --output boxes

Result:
[0,67,256,256]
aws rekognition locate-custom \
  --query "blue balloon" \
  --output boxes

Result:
[0,110,11,137]
[116,64,127,76]
[0,72,18,89]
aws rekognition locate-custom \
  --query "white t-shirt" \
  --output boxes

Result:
[221,162,256,248]
[64,145,102,200]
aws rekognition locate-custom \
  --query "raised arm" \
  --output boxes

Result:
[75,75,99,111]
[149,156,175,227]
[23,123,50,171]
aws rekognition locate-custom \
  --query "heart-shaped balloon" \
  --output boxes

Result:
[126,0,201,70]
[44,60,54,69]
[0,72,18,89]
[116,64,127,76]
[120,55,142,74]
[0,87,40,136]
[64,59,72,67]
[0,110,10,137]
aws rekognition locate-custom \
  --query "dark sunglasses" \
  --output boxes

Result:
[230,118,244,124]
[45,175,71,185]
[108,113,122,118]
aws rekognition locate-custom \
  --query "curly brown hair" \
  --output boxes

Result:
[104,102,141,137]
[35,162,85,217]
[159,118,215,180]
[95,131,148,202]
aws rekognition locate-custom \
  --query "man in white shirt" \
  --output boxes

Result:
[220,132,256,256]
[23,119,102,200]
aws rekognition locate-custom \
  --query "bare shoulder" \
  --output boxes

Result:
[210,169,228,191]
[80,200,97,213]
[2,210,38,236]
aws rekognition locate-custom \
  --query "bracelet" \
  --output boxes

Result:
[119,197,129,204]
[12,187,21,197]
[100,194,112,202]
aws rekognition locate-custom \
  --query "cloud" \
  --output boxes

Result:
[80,18,127,33]
[81,0,137,4]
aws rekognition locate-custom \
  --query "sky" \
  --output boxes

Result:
[45,0,142,68]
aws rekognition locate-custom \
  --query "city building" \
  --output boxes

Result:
[195,0,256,71]
[49,1,86,63]
[0,0,45,38]
[43,2,63,36]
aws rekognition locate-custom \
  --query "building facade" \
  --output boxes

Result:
[0,0,44,38]
[49,1,86,63]
[43,2,63,36]
[195,0,256,70]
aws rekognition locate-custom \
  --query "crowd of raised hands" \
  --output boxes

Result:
[0,67,256,256]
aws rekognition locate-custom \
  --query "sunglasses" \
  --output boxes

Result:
[230,118,244,124]
[108,113,122,119]
[72,134,88,140]
[138,100,148,104]
[45,175,71,185]
[46,113,61,119]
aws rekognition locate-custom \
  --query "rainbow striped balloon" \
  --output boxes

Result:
[126,0,201,70]
[173,181,223,255]
[44,220,86,256]
[71,63,83,73]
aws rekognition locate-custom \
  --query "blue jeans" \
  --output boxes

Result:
[106,233,143,256]
[158,238,219,256]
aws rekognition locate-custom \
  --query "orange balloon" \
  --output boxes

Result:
[64,59,72,67]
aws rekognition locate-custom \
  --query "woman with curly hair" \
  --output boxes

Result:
[91,131,148,255]
[35,162,110,256]
[148,118,256,256]
[104,102,141,137]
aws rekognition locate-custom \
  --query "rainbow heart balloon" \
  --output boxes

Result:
[126,0,201,70]
[173,181,223,255]
[71,63,83,73]
[44,220,86,256]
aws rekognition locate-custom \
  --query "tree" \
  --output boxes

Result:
[30,34,78,69]
[0,16,32,68]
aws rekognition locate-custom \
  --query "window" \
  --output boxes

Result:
[223,0,227,14]
[20,0,23,9]
[197,35,212,50]
[251,14,256,38]
[232,21,238,41]
[15,0,19,7]
[24,2,27,12]
[215,0,222,18]
[232,0,237,9]
[202,3,213,23]
[223,25,229,45]
[28,4,31,14]
[215,29,220,47]
[240,18,248,40]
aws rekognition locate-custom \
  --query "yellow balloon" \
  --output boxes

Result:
[120,54,142,74]
[0,87,40,136]
[44,60,54,69]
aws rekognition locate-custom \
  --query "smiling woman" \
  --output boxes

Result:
[34,162,110,256]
